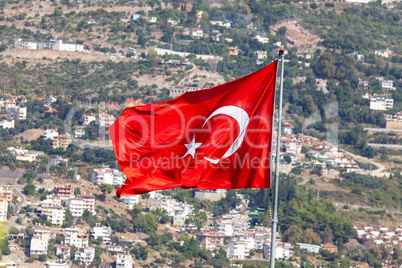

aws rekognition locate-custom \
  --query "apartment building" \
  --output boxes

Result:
[74,247,95,266]
[226,238,249,259]
[214,211,250,236]
[80,194,96,215]
[263,242,293,260]
[64,228,89,248]
[90,167,125,186]
[0,199,8,222]
[195,231,225,251]
[54,245,71,259]
[33,227,53,241]
[0,185,13,202]
[66,198,84,217]
[41,206,64,226]
[92,225,112,243]
[82,114,96,125]
[6,106,26,120]
[54,185,75,199]
[30,238,48,256]
[52,135,72,149]
[370,95,394,111]
[96,113,116,127]
[116,253,134,268]
[43,129,59,140]
[120,195,139,209]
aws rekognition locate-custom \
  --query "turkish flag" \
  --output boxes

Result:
[110,60,278,196]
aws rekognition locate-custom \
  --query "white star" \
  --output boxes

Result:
[182,135,202,159]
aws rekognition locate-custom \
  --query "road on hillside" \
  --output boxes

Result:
[333,202,401,215]
[9,186,28,229]
[367,143,402,149]
[364,128,402,133]
[339,148,386,176]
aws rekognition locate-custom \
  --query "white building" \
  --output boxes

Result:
[263,242,293,260]
[0,119,14,129]
[45,260,69,268]
[252,35,269,44]
[296,243,320,253]
[74,247,95,266]
[66,198,84,217]
[210,21,231,28]
[150,198,177,216]
[226,239,249,259]
[214,211,250,236]
[41,206,64,226]
[74,129,85,138]
[6,106,26,120]
[90,167,125,186]
[30,238,48,256]
[15,38,84,52]
[169,86,201,98]
[54,245,70,259]
[79,194,96,215]
[116,253,134,268]
[120,195,139,209]
[33,227,53,242]
[254,51,268,60]
[96,113,116,127]
[82,114,96,125]
[92,225,112,243]
[66,195,95,217]
[106,245,124,253]
[0,199,8,221]
[370,95,394,111]
[44,129,59,140]
[380,80,395,90]
[64,228,89,248]
[173,214,187,226]
[190,28,204,39]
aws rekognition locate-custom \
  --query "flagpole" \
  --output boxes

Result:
[270,49,285,268]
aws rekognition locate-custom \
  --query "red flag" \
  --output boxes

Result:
[110,60,278,197]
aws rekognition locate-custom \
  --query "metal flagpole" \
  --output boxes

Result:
[270,49,285,268]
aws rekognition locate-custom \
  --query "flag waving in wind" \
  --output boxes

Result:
[110,60,278,197]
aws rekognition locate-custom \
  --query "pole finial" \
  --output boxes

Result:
[278,49,285,56]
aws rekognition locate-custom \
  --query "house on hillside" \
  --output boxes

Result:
[190,28,203,39]
[227,47,238,56]
[321,243,337,253]
[131,14,141,21]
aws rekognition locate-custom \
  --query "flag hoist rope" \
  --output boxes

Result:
[270,50,285,268]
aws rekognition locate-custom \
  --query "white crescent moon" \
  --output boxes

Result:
[202,106,249,164]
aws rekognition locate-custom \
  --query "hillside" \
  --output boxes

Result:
[0,0,401,267]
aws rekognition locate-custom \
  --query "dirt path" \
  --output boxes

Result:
[339,148,387,177]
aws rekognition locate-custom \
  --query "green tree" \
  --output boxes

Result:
[23,184,36,196]
[320,226,334,243]
[99,184,114,202]
[302,95,318,117]
[283,155,292,164]
[302,228,322,244]
[282,225,303,244]
[314,52,335,78]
